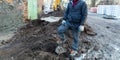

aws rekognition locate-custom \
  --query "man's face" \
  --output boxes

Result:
[73,0,78,2]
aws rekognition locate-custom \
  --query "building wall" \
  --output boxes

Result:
[23,0,44,21]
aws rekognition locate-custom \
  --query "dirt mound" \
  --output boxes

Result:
[40,10,64,18]
[0,19,97,60]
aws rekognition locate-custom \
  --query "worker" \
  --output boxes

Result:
[57,0,88,56]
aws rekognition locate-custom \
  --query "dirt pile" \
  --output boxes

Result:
[0,19,97,60]
[40,10,64,18]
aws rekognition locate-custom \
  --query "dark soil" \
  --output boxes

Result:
[40,10,64,18]
[0,19,97,60]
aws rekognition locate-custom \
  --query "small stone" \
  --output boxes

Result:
[94,46,100,51]
[106,26,110,29]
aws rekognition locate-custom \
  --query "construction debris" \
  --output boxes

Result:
[0,18,98,60]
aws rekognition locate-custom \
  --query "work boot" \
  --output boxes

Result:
[70,49,78,57]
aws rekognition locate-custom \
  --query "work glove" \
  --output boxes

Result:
[62,20,66,24]
[78,25,84,32]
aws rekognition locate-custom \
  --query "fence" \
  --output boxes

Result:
[97,5,120,18]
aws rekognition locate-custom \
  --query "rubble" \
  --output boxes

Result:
[1,17,119,60]
[0,18,98,60]
[1,9,119,60]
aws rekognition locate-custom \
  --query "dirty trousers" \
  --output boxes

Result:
[58,23,80,51]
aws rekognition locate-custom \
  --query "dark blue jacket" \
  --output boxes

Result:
[63,0,88,27]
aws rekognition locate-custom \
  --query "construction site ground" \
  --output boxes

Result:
[0,11,120,60]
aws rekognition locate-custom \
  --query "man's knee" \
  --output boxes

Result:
[58,27,64,34]
[58,25,67,33]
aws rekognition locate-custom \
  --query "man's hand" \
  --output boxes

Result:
[62,20,66,24]
[79,25,84,31]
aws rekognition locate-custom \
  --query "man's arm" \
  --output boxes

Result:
[80,2,88,25]
[63,3,69,21]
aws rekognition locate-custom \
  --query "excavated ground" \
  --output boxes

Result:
[0,18,97,60]
[40,10,64,18]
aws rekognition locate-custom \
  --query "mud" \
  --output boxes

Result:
[0,18,98,60]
